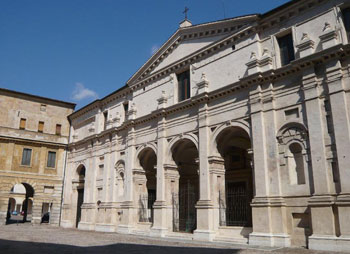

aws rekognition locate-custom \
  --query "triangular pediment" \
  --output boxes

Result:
[127,14,258,87]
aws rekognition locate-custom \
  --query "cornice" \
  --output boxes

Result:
[0,135,68,148]
[127,15,258,86]
[69,44,350,149]
[129,24,258,91]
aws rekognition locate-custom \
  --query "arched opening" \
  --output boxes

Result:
[171,138,199,233]
[115,161,125,200]
[137,148,157,223]
[216,127,253,228]
[287,142,306,185]
[7,183,34,224]
[75,165,85,228]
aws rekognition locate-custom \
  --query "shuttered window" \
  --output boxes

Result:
[38,121,44,133]
[177,70,191,102]
[277,33,295,66]
[47,151,56,168]
[20,118,26,130]
[21,148,32,166]
[55,124,61,135]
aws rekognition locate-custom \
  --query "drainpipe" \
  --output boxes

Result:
[59,117,72,227]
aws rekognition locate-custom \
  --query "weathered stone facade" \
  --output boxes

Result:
[0,88,75,225]
[60,0,350,252]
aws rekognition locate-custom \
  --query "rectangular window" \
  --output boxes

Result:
[55,124,61,135]
[326,115,333,134]
[97,187,103,199]
[21,148,32,166]
[20,118,26,130]
[47,151,56,168]
[285,108,299,120]
[177,70,191,101]
[277,33,295,66]
[342,8,350,33]
[38,121,44,133]
[123,102,129,120]
[40,104,47,112]
[44,186,54,194]
[103,111,108,130]
[99,164,104,177]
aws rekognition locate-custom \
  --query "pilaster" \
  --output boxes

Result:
[326,60,350,194]
[302,67,332,195]
[302,66,337,250]
[151,112,168,237]
[117,124,136,234]
[193,101,215,241]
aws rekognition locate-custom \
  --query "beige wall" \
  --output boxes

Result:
[0,89,74,226]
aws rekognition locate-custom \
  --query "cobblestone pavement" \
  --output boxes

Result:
[0,224,345,254]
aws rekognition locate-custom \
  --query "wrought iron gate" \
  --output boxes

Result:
[172,183,197,233]
[139,190,156,223]
[219,181,252,227]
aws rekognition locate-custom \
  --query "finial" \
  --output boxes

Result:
[183,6,189,20]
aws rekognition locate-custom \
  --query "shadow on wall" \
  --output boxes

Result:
[0,239,239,254]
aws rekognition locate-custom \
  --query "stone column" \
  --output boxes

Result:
[208,157,225,232]
[118,123,136,234]
[249,84,289,247]
[262,83,288,245]
[0,197,9,225]
[164,164,179,232]
[194,101,215,241]
[151,113,168,237]
[326,60,350,250]
[303,67,336,250]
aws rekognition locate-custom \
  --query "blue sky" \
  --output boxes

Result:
[0,0,289,109]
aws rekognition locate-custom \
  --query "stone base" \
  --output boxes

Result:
[32,216,41,224]
[78,222,95,231]
[150,226,168,237]
[117,224,134,234]
[249,232,291,247]
[60,220,74,228]
[309,235,350,252]
[95,223,116,232]
[193,229,216,241]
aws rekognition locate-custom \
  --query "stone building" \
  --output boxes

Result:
[61,0,350,252]
[0,88,75,225]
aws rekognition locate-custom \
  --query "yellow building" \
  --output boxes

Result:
[0,88,75,225]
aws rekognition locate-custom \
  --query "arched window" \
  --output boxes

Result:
[287,143,305,185]
[115,161,125,198]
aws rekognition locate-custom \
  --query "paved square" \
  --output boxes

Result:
[0,224,342,254]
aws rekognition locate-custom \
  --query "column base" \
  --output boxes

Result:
[150,226,168,237]
[193,229,216,241]
[78,221,95,231]
[95,223,116,232]
[249,232,291,247]
[32,216,41,224]
[60,220,74,228]
[117,224,134,234]
[308,235,350,252]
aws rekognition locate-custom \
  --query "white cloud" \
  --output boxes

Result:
[151,44,159,55]
[71,82,98,101]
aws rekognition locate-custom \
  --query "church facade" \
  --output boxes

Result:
[61,0,350,251]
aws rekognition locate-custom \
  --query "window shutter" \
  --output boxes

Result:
[20,119,26,130]
[38,121,44,133]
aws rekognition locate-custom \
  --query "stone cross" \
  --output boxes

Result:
[183,7,189,20]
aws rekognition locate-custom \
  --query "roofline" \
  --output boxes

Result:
[68,84,129,119]
[126,14,259,85]
[0,87,76,109]
[260,0,302,18]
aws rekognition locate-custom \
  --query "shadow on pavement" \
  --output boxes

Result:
[0,239,241,254]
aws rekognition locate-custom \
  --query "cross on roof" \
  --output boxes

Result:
[183,7,189,20]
